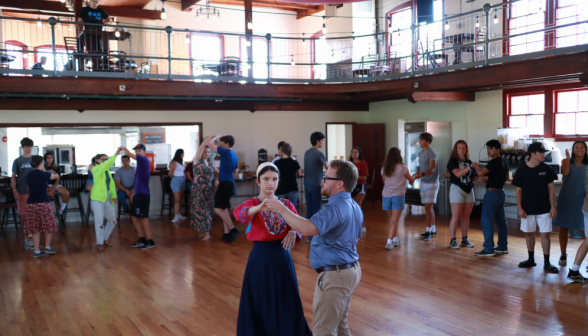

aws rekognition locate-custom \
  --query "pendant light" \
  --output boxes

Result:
[247,17,253,30]
[246,39,251,47]
[322,16,327,34]
[160,0,167,20]
[494,14,498,24]
[475,17,479,28]
[37,12,42,28]
[444,15,449,30]
[302,33,306,47]
[185,34,190,44]
[290,55,295,66]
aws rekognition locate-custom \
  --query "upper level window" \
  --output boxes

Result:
[241,37,269,81]
[508,0,546,55]
[35,45,71,71]
[555,89,588,136]
[508,93,545,135]
[388,7,412,68]
[556,0,588,48]
[5,41,27,73]
[190,34,223,82]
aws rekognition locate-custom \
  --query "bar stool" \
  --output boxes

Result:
[117,193,131,224]
[1,186,20,233]
[160,176,174,219]
[60,175,87,226]
[49,191,65,230]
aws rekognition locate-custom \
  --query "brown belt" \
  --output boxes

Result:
[315,261,358,274]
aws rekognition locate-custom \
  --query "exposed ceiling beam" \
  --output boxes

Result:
[580,72,588,87]
[0,0,162,20]
[0,98,369,111]
[296,5,324,19]
[408,91,475,103]
[182,0,201,11]
[183,0,319,11]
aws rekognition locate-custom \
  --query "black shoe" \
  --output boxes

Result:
[224,228,240,243]
[494,248,509,254]
[422,231,432,241]
[139,240,155,250]
[518,259,537,268]
[544,263,559,274]
[130,238,147,248]
[420,231,437,238]
[32,251,47,258]
[475,250,495,257]
[558,254,567,266]
[567,269,588,283]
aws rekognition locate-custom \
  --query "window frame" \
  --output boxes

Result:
[503,83,588,141]
[187,32,225,77]
[553,87,588,138]
[5,40,29,70]
[239,36,272,79]
[505,0,549,56]
[33,44,74,71]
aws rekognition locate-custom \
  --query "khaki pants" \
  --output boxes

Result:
[312,262,362,336]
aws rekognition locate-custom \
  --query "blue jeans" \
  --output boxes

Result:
[186,181,193,194]
[481,189,509,252]
[304,184,322,219]
[277,191,298,207]
[116,189,130,213]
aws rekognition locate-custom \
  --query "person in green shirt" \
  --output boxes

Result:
[91,148,120,251]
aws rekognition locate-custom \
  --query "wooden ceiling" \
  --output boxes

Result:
[181,0,324,18]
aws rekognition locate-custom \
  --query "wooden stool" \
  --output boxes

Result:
[0,203,19,232]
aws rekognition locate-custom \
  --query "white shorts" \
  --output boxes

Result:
[583,210,588,233]
[449,184,474,203]
[420,182,439,204]
[520,213,552,233]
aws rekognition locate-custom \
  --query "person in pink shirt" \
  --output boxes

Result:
[381,147,414,250]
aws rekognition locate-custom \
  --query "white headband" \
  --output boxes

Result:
[257,162,279,177]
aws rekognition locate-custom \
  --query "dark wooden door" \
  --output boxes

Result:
[352,124,386,202]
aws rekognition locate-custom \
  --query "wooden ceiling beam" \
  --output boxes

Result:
[408,91,475,103]
[0,0,162,20]
[296,5,324,19]
[0,98,369,111]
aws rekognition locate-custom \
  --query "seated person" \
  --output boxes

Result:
[114,155,135,214]
[43,153,70,215]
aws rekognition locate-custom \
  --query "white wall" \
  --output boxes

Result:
[0,109,368,170]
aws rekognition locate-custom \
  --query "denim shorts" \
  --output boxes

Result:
[171,176,185,193]
[383,195,405,211]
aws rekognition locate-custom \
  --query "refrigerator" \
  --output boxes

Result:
[42,145,76,174]
[404,122,452,213]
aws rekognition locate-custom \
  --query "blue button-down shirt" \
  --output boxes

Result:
[309,191,363,269]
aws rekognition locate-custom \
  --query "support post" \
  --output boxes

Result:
[410,23,416,77]
[165,26,173,80]
[483,3,492,66]
[49,17,58,76]
[265,33,271,82]
[245,0,253,80]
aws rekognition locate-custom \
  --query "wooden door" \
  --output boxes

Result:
[352,124,386,202]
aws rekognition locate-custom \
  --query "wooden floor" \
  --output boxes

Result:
[1,206,588,336]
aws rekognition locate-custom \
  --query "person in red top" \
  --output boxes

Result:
[350,146,369,231]
[233,162,311,336]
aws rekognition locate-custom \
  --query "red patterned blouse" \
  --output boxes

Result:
[233,197,303,242]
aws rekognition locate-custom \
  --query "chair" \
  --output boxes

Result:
[218,56,240,77]
[462,26,486,62]
[0,183,19,232]
[64,36,82,71]
[49,191,65,230]
[60,174,88,226]
[363,169,376,210]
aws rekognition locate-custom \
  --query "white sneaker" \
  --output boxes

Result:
[385,243,394,250]
[177,214,187,220]
[393,239,401,246]
[171,215,179,223]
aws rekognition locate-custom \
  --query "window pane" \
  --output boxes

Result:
[527,115,544,135]
[557,91,578,112]
[528,94,545,114]
[511,95,529,115]
[579,90,588,112]
[510,115,527,128]
[577,113,588,135]
[555,113,576,135]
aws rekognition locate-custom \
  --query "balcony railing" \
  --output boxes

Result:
[0,0,586,84]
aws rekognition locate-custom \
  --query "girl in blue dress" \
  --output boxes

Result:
[554,140,588,266]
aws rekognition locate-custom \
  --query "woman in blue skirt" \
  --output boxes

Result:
[233,162,312,336]
[554,140,588,266]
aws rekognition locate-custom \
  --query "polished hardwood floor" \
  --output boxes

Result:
[1,205,587,336]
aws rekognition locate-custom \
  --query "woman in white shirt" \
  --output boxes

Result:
[381,147,414,250]
[169,149,186,223]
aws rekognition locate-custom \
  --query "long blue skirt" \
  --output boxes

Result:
[237,240,312,336]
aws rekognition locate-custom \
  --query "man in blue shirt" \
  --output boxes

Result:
[205,135,240,243]
[267,160,362,335]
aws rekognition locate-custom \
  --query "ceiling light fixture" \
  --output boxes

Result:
[322,16,327,34]
[196,0,220,23]
[246,39,251,47]
[475,17,479,28]
[302,33,306,47]
[291,55,295,66]
[37,12,42,28]
[494,14,498,24]
[160,0,167,20]
[185,34,190,44]
[247,17,253,30]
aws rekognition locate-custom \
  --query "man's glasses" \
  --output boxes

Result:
[323,177,342,182]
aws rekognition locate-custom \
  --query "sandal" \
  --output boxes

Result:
[104,241,113,247]
[97,245,105,251]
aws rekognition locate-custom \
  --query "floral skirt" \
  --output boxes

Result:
[23,203,57,235]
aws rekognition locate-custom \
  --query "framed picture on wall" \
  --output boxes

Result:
[143,133,165,144]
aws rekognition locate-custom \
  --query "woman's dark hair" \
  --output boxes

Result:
[21,137,34,147]
[43,153,58,170]
[383,147,404,177]
[219,135,235,148]
[171,149,184,165]
[95,154,107,165]
[571,140,588,164]
[310,132,325,146]
[257,165,279,180]
[486,139,502,151]
[280,143,292,157]
[349,146,364,162]
[30,155,44,168]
